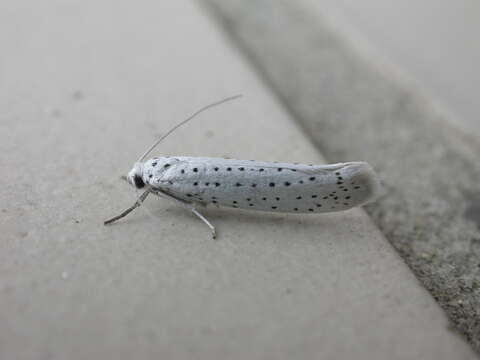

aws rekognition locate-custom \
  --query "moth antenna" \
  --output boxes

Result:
[137,94,243,162]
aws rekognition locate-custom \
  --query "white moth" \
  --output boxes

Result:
[105,96,379,238]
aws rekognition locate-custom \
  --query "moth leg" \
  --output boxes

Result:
[154,190,217,239]
[104,188,151,225]
[190,208,217,239]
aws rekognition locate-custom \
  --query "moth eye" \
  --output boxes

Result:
[133,175,145,189]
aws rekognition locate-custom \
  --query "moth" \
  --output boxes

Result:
[105,96,379,238]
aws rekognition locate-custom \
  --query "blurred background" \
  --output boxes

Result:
[307,0,480,134]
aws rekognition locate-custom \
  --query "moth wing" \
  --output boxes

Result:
[220,161,344,175]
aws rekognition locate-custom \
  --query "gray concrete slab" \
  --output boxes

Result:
[0,0,476,359]
[202,0,480,354]
[309,0,480,135]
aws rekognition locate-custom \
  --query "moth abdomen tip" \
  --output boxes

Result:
[343,162,380,204]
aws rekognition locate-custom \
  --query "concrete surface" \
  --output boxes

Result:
[0,0,476,359]
[309,0,480,135]
[203,0,480,353]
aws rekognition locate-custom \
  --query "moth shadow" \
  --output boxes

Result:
[159,203,350,235]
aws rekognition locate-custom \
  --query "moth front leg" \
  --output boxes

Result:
[104,188,152,225]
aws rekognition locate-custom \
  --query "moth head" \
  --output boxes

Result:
[127,162,145,189]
